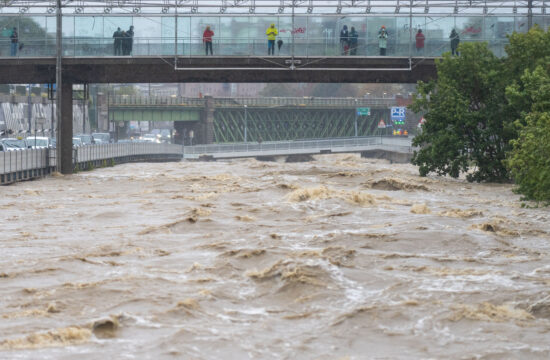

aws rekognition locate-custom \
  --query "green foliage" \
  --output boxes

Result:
[411,42,513,182]
[505,26,550,79]
[506,64,550,203]
[505,26,550,124]
[507,112,550,204]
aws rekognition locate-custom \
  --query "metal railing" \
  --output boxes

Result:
[108,96,399,107]
[1,143,182,184]
[109,96,206,107]
[0,36,511,58]
[74,142,182,163]
[183,136,413,157]
[0,148,49,175]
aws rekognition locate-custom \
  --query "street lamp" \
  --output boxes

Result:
[244,104,248,143]
[354,98,358,137]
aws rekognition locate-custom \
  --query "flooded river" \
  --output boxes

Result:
[1,154,549,359]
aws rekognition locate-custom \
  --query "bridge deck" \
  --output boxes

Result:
[0,56,436,84]
[182,136,413,160]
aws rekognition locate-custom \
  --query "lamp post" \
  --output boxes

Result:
[244,104,248,143]
[354,98,358,137]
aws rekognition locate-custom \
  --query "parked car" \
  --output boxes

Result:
[26,136,53,149]
[74,134,95,145]
[92,133,111,144]
[0,138,28,151]
[72,137,83,147]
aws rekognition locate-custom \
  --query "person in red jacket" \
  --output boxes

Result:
[203,26,214,55]
[415,29,425,55]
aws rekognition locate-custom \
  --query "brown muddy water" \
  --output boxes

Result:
[1,154,549,360]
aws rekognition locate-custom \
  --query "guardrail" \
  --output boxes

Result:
[0,36,510,58]
[107,96,399,108]
[1,143,182,185]
[183,136,413,159]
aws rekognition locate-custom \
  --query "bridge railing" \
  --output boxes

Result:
[73,143,182,163]
[212,97,398,108]
[0,143,182,184]
[108,95,206,107]
[0,148,49,175]
[0,36,511,58]
[107,96,399,108]
[183,136,396,156]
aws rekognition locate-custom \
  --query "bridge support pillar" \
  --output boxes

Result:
[58,81,73,174]
[202,95,215,144]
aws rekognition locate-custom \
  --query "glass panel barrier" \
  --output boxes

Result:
[0,14,544,58]
[425,16,455,57]
[366,16,396,56]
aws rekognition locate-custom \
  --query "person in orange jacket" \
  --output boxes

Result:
[203,26,214,55]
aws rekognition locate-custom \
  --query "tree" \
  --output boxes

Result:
[410,42,514,182]
[504,26,550,126]
[506,65,550,203]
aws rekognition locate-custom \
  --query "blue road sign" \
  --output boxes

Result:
[391,107,406,120]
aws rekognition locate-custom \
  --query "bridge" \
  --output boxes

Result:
[182,136,413,161]
[107,95,416,144]
[0,136,413,185]
[0,0,546,174]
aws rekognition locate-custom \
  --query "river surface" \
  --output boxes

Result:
[1,154,549,359]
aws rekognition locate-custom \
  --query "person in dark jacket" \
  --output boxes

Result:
[126,26,134,55]
[340,25,349,55]
[349,26,358,55]
[113,27,122,55]
[10,27,18,56]
[121,31,129,55]
[450,29,460,56]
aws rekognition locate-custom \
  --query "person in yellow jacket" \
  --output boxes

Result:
[266,23,278,55]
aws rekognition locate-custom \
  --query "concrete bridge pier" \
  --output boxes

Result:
[203,96,215,144]
[57,81,73,174]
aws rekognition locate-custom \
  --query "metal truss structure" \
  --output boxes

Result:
[0,1,547,16]
[212,107,391,142]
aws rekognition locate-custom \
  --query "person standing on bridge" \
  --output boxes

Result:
[339,25,349,55]
[203,26,214,56]
[349,26,359,55]
[450,29,460,56]
[113,27,122,56]
[10,27,18,57]
[378,26,388,56]
[121,30,129,55]
[266,23,278,55]
[126,26,134,55]
[415,29,425,55]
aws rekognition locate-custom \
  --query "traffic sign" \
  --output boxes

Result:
[378,119,386,128]
[391,107,406,120]
[356,107,370,116]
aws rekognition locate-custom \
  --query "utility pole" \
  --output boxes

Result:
[55,0,63,172]
[527,0,533,30]
[244,104,248,143]
[27,84,32,137]
[354,99,358,137]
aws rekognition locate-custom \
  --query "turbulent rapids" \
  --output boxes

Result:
[1,154,549,359]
